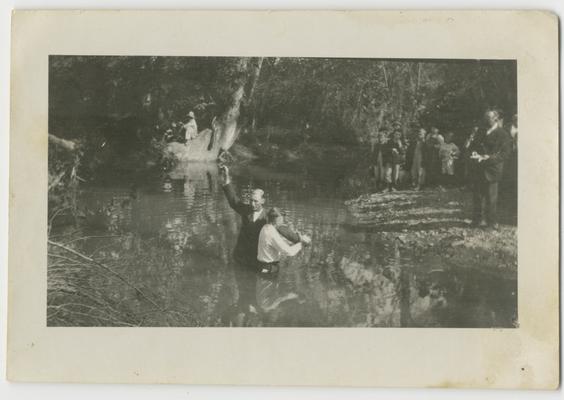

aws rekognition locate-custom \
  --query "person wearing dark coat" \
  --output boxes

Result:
[220,166,303,320]
[424,127,444,187]
[463,126,480,184]
[469,110,512,229]
[406,128,427,190]
[382,130,405,192]
[370,130,386,191]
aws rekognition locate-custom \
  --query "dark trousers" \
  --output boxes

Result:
[233,259,258,311]
[425,157,440,186]
[473,180,499,224]
[441,173,456,187]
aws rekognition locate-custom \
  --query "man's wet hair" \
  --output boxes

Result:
[252,188,265,200]
[267,207,283,223]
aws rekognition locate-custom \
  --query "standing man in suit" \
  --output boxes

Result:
[219,165,307,323]
[406,128,427,191]
[469,110,512,229]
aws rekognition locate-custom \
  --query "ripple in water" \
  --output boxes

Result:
[64,162,516,327]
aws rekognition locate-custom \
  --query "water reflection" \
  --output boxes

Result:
[73,162,516,327]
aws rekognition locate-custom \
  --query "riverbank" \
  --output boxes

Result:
[345,187,517,275]
[234,135,365,172]
[209,141,517,278]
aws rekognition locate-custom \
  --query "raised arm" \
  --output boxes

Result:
[222,183,250,216]
[220,166,250,216]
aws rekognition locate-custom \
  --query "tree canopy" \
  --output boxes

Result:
[49,55,516,157]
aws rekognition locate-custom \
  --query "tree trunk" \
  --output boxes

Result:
[216,82,246,152]
[168,57,263,162]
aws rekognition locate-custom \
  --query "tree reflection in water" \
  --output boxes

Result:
[49,162,516,327]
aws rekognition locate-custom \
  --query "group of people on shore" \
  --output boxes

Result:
[370,126,465,192]
[159,110,199,144]
[205,108,517,323]
[370,109,517,229]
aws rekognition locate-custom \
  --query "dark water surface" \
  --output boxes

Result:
[69,162,516,327]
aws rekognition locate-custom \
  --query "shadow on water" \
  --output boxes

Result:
[51,161,516,327]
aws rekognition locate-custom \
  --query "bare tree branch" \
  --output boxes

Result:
[48,240,164,311]
[49,134,78,152]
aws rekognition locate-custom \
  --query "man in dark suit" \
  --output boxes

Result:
[406,128,428,190]
[469,110,512,229]
[219,166,304,321]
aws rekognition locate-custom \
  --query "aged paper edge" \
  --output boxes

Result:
[7,10,560,388]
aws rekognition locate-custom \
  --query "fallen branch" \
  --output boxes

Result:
[63,235,121,245]
[48,171,66,191]
[48,240,164,311]
[48,205,71,234]
[49,133,78,152]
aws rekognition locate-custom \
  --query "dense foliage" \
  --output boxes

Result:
[50,56,516,155]
[251,58,515,143]
[48,56,516,223]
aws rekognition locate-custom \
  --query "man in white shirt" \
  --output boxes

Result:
[256,208,311,313]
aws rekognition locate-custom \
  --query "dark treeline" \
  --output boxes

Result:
[49,56,516,165]
[48,56,516,226]
[252,58,516,145]
[50,56,237,171]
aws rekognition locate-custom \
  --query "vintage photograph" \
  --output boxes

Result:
[47,55,517,328]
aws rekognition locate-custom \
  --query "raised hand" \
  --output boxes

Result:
[299,233,312,246]
[219,165,231,185]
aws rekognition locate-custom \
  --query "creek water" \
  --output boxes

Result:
[63,162,516,327]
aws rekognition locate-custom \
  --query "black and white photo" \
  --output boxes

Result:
[47,55,518,328]
[7,10,558,388]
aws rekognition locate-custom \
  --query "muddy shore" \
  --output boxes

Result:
[345,188,517,276]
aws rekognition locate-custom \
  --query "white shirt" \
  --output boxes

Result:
[257,224,302,263]
[184,119,198,140]
[486,123,498,136]
[252,210,262,222]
